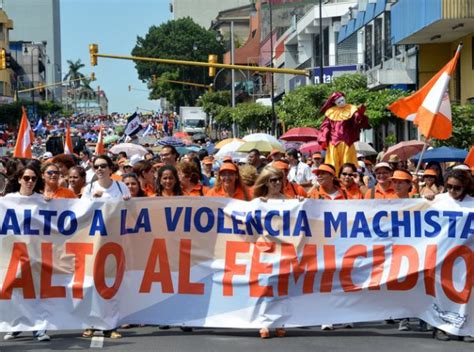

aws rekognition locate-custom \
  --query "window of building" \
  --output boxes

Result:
[384,13,392,59]
[365,25,373,68]
[374,18,383,66]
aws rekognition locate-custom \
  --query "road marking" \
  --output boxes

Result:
[90,336,104,349]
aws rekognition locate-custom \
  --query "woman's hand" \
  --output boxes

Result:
[260,197,268,202]
[93,191,103,198]
[123,195,131,201]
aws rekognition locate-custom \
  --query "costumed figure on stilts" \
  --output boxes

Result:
[318,92,370,175]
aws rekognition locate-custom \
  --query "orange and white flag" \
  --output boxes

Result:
[465,146,474,168]
[388,44,462,140]
[64,123,74,154]
[95,125,105,155]
[13,107,34,158]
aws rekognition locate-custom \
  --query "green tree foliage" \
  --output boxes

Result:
[277,73,409,129]
[433,104,474,150]
[132,18,225,108]
[231,103,273,134]
[0,100,62,127]
[63,59,86,88]
[197,90,232,128]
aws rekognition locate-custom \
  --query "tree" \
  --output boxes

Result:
[432,104,474,150]
[63,59,86,88]
[231,103,273,134]
[132,17,225,108]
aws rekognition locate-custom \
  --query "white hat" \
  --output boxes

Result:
[129,154,143,166]
[374,162,393,171]
[42,151,53,159]
[453,164,470,171]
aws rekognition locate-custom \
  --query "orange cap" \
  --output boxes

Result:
[391,169,412,181]
[153,162,165,169]
[312,164,336,176]
[219,162,238,173]
[312,152,322,159]
[423,169,438,177]
[202,156,214,165]
[272,160,289,170]
[223,156,233,163]
[269,148,282,157]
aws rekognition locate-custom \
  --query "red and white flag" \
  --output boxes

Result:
[64,123,74,154]
[465,146,474,168]
[95,125,105,155]
[13,107,34,158]
[388,45,462,140]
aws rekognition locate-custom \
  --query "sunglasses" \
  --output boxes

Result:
[446,184,463,192]
[94,163,109,170]
[269,177,282,184]
[22,175,37,182]
[46,170,60,176]
[341,172,355,177]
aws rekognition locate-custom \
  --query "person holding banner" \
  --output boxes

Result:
[81,155,131,201]
[308,164,348,200]
[122,173,147,197]
[391,169,419,200]
[272,160,308,199]
[3,164,51,342]
[419,169,444,199]
[364,162,396,199]
[155,165,184,197]
[133,160,156,196]
[436,169,473,203]
[68,166,87,198]
[338,163,365,199]
[41,163,77,200]
[206,162,250,200]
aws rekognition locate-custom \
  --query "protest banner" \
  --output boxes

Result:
[0,197,472,335]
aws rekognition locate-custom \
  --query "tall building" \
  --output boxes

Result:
[3,0,61,100]
[0,9,14,103]
[170,0,251,28]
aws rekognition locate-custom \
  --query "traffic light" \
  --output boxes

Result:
[5,52,11,68]
[208,54,218,77]
[0,49,6,70]
[128,85,131,92]
[89,44,98,66]
[90,72,96,81]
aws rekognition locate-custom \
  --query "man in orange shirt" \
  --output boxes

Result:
[364,162,397,199]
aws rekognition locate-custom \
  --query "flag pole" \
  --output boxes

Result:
[414,138,430,175]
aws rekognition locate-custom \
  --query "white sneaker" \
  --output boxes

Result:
[35,333,51,342]
[3,332,21,340]
[321,324,334,331]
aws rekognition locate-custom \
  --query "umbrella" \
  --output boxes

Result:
[173,131,189,139]
[280,127,320,142]
[157,136,185,147]
[243,133,280,145]
[411,146,468,163]
[299,141,324,155]
[237,140,284,154]
[215,138,244,149]
[355,141,377,156]
[282,141,304,151]
[215,139,246,159]
[382,140,426,161]
[109,143,149,157]
[192,132,207,141]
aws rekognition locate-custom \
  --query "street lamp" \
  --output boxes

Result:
[23,44,41,119]
[268,0,276,136]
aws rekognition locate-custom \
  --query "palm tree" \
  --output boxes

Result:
[63,59,86,88]
[78,78,95,100]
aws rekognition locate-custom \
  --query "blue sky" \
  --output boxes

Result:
[61,0,171,113]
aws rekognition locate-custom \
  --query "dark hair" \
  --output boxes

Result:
[177,161,200,185]
[122,173,146,197]
[162,145,179,157]
[41,162,60,174]
[286,148,298,159]
[155,165,183,196]
[426,161,444,186]
[133,160,153,179]
[339,163,357,177]
[92,154,114,169]
[248,148,260,156]
[6,163,43,194]
[118,151,128,159]
[69,166,87,179]
[198,149,209,160]
[52,154,76,169]
[444,169,471,200]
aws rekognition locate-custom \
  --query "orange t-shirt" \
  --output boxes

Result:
[364,183,397,199]
[284,182,307,198]
[308,186,347,200]
[344,183,364,200]
[51,187,77,199]
[111,173,122,181]
[206,185,249,200]
[143,184,156,197]
[184,183,209,196]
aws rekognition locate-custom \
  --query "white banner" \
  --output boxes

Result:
[0,196,472,335]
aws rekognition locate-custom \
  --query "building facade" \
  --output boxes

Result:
[3,0,61,101]
[0,9,14,103]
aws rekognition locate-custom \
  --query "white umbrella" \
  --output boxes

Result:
[243,133,281,145]
[354,141,377,156]
[215,140,247,160]
[109,143,149,157]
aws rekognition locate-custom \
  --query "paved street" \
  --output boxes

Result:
[1,321,472,351]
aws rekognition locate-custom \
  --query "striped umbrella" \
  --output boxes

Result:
[157,136,185,147]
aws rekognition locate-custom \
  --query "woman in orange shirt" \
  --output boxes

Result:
[206,162,250,200]
[155,165,183,197]
[133,160,156,196]
[42,163,77,199]
[339,163,364,199]
[308,164,347,200]
[177,161,209,196]
[122,173,147,197]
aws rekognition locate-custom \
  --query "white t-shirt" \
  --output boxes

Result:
[81,180,131,200]
[435,192,474,203]
[4,192,44,200]
[288,161,312,185]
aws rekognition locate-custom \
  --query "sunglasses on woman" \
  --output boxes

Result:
[341,172,355,177]
[446,184,463,192]
[269,177,282,184]
[94,163,109,170]
[22,175,37,182]
[46,170,60,176]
